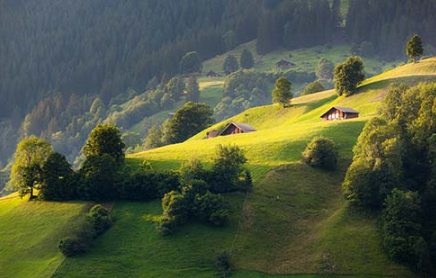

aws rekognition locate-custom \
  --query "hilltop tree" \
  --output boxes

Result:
[272,77,292,108]
[168,102,215,143]
[316,58,335,80]
[240,49,254,69]
[83,124,125,164]
[179,51,202,74]
[333,56,365,96]
[406,35,424,62]
[40,152,77,201]
[223,55,239,74]
[186,74,200,102]
[8,136,53,199]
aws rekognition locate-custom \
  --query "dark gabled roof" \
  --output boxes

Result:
[320,106,359,118]
[218,122,256,135]
[275,59,295,66]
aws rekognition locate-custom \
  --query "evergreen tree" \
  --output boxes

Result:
[40,152,76,200]
[406,35,424,62]
[240,49,254,69]
[223,55,239,74]
[316,58,334,80]
[333,56,365,96]
[165,77,186,101]
[272,77,292,108]
[186,74,200,102]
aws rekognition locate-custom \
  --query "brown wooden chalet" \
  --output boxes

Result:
[320,107,359,121]
[218,122,256,136]
[275,59,295,69]
[206,71,221,78]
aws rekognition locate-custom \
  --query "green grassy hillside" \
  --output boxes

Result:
[54,60,436,277]
[2,59,435,278]
[0,194,89,278]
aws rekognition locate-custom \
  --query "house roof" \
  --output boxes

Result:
[218,122,256,135]
[275,60,295,66]
[320,106,359,118]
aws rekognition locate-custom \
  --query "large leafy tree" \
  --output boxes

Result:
[406,35,424,62]
[240,49,254,69]
[272,76,292,108]
[179,51,202,74]
[78,154,119,200]
[8,136,53,199]
[223,55,239,74]
[40,152,76,200]
[83,124,125,164]
[169,102,214,143]
[333,56,365,96]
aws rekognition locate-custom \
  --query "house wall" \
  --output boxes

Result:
[322,109,359,121]
[220,125,243,136]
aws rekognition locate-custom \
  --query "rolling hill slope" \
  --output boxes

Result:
[55,59,436,277]
[2,58,436,278]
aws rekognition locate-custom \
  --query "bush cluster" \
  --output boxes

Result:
[59,204,112,257]
[302,136,338,170]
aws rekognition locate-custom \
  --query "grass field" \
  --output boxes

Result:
[0,194,89,278]
[1,53,435,278]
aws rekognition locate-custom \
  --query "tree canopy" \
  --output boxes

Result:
[272,77,292,108]
[8,136,53,198]
[223,55,239,74]
[240,49,254,69]
[169,102,215,143]
[333,56,365,96]
[406,35,424,62]
[83,124,125,164]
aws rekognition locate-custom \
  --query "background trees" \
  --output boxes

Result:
[316,58,334,80]
[240,49,254,69]
[179,51,202,74]
[223,55,239,74]
[185,74,200,103]
[272,77,292,108]
[406,35,424,62]
[333,56,365,96]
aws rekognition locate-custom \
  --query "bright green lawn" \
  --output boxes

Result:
[0,194,89,278]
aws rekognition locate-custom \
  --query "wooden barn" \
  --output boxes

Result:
[206,70,220,78]
[218,122,256,136]
[320,107,359,121]
[275,59,295,69]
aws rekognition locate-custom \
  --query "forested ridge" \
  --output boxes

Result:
[0,0,436,169]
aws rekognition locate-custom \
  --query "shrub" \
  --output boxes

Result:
[215,251,231,272]
[301,81,325,96]
[59,216,95,257]
[302,137,338,170]
[211,145,248,193]
[88,204,112,235]
[159,215,179,236]
[195,191,228,226]
[59,236,89,257]
[162,190,189,224]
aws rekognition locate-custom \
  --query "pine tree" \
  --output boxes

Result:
[186,74,200,102]
[240,49,254,69]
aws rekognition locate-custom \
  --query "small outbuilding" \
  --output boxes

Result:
[320,106,359,121]
[275,60,295,69]
[218,122,256,136]
[206,71,221,78]
[206,129,218,139]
